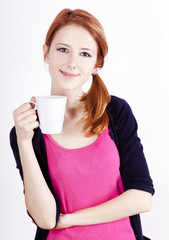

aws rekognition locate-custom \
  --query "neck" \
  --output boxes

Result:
[51,89,85,120]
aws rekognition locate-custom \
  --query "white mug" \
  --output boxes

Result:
[30,95,67,134]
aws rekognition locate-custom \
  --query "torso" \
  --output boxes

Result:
[44,124,136,240]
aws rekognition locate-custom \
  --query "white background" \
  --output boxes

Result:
[0,0,169,239]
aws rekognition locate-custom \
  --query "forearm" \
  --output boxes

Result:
[66,189,152,227]
[18,140,56,229]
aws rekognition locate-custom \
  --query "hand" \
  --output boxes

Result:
[13,96,39,143]
[54,213,73,230]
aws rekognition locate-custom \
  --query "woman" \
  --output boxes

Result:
[10,8,154,240]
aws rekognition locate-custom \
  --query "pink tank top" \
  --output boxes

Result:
[43,127,136,240]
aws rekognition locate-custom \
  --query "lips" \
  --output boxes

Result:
[60,70,80,77]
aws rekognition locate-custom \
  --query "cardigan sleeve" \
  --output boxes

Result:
[9,127,24,183]
[112,96,155,195]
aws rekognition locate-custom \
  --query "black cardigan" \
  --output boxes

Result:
[9,95,154,240]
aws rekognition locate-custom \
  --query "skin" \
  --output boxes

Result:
[13,24,152,230]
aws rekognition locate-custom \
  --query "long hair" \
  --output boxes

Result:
[44,9,111,137]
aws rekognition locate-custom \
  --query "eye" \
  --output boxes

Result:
[57,48,69,53]
[80,52,91,57]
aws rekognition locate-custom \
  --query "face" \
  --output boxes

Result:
[43,24,98,96]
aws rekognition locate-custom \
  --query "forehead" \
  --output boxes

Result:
[51,24,97,50]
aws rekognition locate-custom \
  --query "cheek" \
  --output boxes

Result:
[78,58,96,72]
[49,53,66,68]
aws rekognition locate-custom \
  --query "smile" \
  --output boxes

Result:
[60,70,80,78]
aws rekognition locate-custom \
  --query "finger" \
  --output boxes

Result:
[30,96,36,102]
[14,109,36,123]
[21,109,36,121]
[21,121,39,132]
[13,102,34,116]
[19,113,37,126]
[16,120,39,135]
[30,121,39,129]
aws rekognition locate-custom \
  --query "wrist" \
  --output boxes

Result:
[54,213,74,230]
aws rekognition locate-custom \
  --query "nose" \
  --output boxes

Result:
[67,52,77,69]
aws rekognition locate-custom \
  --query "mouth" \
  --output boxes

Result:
[60,70,80,78]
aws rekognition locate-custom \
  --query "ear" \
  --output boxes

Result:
[43,44,49,63]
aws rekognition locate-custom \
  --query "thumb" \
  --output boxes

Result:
[30,96,36,102]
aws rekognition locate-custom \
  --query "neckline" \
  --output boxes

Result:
[43,127,108,152]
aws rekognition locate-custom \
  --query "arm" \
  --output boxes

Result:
[18,139,56,229]
[11,97,57,229]
[112,96,155,194]
[56,189,152,229]
[69,189,152,226]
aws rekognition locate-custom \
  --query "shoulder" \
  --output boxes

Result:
[108,95,132,111]
[107,95,134,123]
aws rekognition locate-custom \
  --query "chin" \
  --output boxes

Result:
[52,79,84,94]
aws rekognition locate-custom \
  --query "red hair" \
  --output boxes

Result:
[44,9,111,137]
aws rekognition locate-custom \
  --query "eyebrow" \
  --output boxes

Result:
[56,43,70,47]
[55,43,94,52]
[81,48,94,53]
